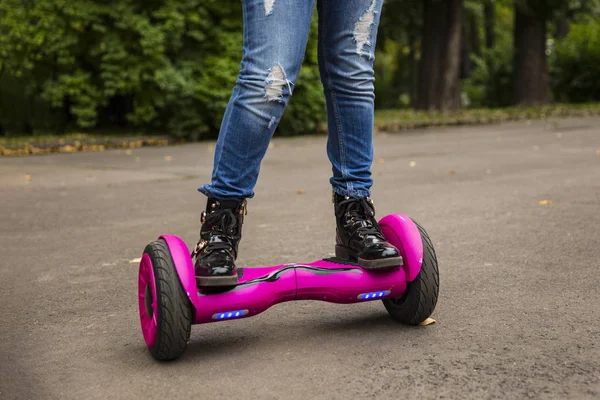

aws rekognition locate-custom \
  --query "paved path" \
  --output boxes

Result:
[1,119,599,399]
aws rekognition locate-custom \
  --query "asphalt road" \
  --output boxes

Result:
[1,118,599,399]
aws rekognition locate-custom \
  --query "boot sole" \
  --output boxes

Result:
[196,275,239,288]
[335,245,403,270]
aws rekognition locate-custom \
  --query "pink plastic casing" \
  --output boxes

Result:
[378,214,424,282]
[158,214,424,325]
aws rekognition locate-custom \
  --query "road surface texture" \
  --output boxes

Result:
[1,118,599,399]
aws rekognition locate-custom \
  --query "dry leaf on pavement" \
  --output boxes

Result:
[419,318,436,326]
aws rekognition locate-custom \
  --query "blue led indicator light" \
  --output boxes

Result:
[358,290,391,300]
[212,310,249,320]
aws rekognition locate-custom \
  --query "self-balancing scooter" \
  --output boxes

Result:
[138,214,439,361]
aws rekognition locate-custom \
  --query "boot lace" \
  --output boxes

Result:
[337,198,384,240]
[193,209,239,257]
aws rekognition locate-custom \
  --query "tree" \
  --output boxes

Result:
[513,1,551,105]
[416,0,464,111]
[376,0,422,107]
[0,0,326,137]
[484,1,496,49]
[512,0,600,106]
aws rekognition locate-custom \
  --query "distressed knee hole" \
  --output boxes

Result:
[265,0,275,16]
[354,0,378,59]
[265,63,294,102]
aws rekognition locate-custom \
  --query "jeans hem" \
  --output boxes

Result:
[197,185,254,200]
[332,186,371,198]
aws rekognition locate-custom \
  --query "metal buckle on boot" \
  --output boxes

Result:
[201,211,207,224]
[194,240,207,255]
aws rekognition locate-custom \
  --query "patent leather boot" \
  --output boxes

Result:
[194,198,247,287]
[334,193,403,270]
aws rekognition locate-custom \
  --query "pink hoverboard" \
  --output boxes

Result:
[138,214,439,361]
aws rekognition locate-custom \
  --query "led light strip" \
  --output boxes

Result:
[212,310,249,320]
[357,290,391,300]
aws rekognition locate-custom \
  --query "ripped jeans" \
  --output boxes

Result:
[199,0,384,200]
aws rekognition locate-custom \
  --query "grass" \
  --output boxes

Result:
[374,103,600,130]
[2,103,600,156]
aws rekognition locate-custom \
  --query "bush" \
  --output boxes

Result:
[463,43,514,108]
[0,0,326,138]
[551,23,600,103]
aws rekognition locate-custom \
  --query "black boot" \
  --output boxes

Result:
[194,198,247,287]
[334,193,403,270]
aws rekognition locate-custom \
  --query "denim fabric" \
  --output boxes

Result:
[199,0,383,200]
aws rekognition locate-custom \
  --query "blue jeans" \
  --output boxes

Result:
[199,0,383,200]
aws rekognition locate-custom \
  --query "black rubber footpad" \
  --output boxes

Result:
[322,257,360,266]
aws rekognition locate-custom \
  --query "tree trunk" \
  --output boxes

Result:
[416,0,446,110]
[461,11,479,79]
[484,1,495,49]
[439,0,463,111]
[513,4,551,106]
[408,21,418,107]
[461,19,471,79]
[555,16,570,39]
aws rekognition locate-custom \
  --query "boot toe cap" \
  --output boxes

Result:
[360,243,400,260]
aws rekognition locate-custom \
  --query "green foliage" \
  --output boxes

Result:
[551,22,600,102]
[0,0,325,138]
[464,43,514,107]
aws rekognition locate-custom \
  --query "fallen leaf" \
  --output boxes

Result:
[268,142,275,149]
[419,318,436,326]
[164,155,172,161]
[129,257,142,263]
[296,189,305,195]
[376,157,385,164]
[409,161,416,167]
[538,200,552,205]
[448,170,456,175]
[135,156,141,162]
[125,149,133,155]
[207,144,215,153]
[596,149,600,156]
[25,174,32,181]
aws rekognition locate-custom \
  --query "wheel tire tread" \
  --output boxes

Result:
[383,219,439,325]
[144,240,194,361]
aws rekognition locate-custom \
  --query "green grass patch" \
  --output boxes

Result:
[3,103,600,156]
[374,103,600,130]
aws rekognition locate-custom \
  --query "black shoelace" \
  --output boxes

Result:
[202,209,239,252]
[337,198,384,239]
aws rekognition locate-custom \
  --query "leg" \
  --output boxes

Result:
[195,0,315,288]
[317,0,383,198]
[199,0,316,200]
[318,0,402,269]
